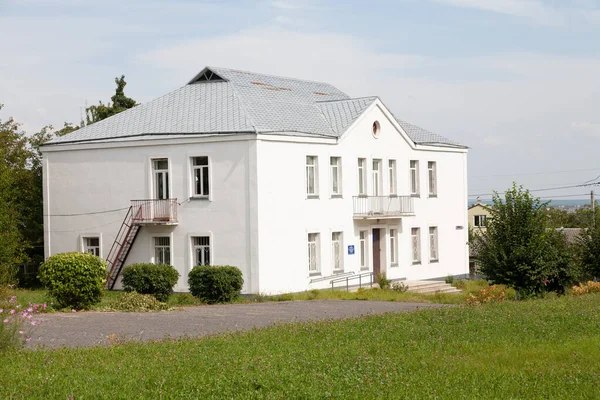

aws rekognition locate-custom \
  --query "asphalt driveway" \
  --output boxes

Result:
[27,300,447,349]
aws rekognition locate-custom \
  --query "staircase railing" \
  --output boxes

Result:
[106,206,142,289]
[330,271,373,291]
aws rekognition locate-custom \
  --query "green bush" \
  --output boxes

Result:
[104,292,171,312]
[376,272,391,290]
[188,265,243,304]
[38,252,106,310]
[391,281,409,293]
[121,263,180,302]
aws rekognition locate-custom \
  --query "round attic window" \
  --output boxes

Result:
[372,121,381,138]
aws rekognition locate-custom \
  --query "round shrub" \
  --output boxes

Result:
[188,265,243,304]
[121,263,180,302]
[106,292,171,312]
[38,252,107,309]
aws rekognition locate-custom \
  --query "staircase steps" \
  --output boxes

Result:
[106,206,142,290]
[403,280,462,294]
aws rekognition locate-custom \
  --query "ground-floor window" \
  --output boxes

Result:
[389,229,397,265]
[192,236,210,266]
[154,237,171,265]
[308,233,320,274]
[332,232,343,272]
[411,228,421,264]
[83,237,100,257]
[429,227,439,262]
[359,230,368,270]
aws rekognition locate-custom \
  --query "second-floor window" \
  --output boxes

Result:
[358,158,367,195]
[410,160,419,196]
[192,157,210,197]
[330,157,341,196]
[428,161,437,197]
[153,159,169,200]
[389,160,397,195]
[372,159,382,196]
[306,156,318,197]
[474,215,487,227]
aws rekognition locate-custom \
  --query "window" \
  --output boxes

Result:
[389,160,397,195]
[358,158,367,195]
[192,236,210,266]
[389,229,397,265]
[83,237,100,257]
[154,237,171,265]
[307,233,320,273]
[306,156,318,197]
[429,227,439,262]
[428,161,437,197]
[372,159,382,196]
[411,228,421,263]
[410,160,419,196]
[330,157,342,196]
[474,215,487,227]
[192,157,210,197]
[359,230,368,270]
[153,159,169,200]
[331,232,343,272]
[372,121,380,138]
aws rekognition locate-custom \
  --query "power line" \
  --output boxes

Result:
[470,167,600,179]
[44,206,130,217]
[469,183,584,198]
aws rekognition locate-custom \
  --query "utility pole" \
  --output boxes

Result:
[592,190,595,228]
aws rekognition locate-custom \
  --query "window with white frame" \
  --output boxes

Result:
[389,229,397,265]
[331,232,343,272]
[389,160,397,195]
[192,236,210,266]
[359,230,368,270]
[358,158,367,196]
[428,161,437,197]
[308,233,320,273]
[192,156,210,197]
[429,227,439,262]
[83,237,100,257]
[306,156,319,197]
[153,159,169,200]
[411,227,421,263]
[410,160,419,196]
[330,157,342,196]
[154,237,171,265]
[372,159,382,196]
[474,215,487,227]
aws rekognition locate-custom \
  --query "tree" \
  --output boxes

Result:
[576,213,600,280]
[477,183,577,298]
[86,75,137,124]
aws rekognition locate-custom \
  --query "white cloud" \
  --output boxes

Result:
[433,0,565,25]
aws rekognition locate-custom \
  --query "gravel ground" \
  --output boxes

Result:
[27,300,448,350]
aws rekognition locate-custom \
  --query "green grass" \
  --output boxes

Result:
[1,294,599,399]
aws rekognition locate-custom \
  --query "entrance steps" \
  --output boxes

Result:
[403,280,462,295]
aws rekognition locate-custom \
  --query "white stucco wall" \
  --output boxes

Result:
[43,135,259,293]
[255,102,468,293]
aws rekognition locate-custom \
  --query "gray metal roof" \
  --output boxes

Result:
[48,67,464,147]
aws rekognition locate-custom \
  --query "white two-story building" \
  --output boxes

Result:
[42,66,469,294]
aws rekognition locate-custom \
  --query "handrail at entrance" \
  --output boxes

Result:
[330,271,373,291]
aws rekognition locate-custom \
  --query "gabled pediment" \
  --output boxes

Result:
[188,67,227,84]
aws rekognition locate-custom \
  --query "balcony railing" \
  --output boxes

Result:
[131,199,178,225]
[353,195,414,218]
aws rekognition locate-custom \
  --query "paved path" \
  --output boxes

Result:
[27,300,446,349]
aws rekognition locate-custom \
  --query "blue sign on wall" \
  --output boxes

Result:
[348,245,355,255]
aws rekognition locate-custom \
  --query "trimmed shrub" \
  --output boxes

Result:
[188,265,243,304]
[38,252,106,309]
[121,263,180,302]
[104,292,171,312]
[376,273,391,290]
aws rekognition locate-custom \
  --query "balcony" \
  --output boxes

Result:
[353,196,414,219]
[131,199,178,225]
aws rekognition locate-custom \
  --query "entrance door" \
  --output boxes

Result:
[372,228,381,278]
[152,159,170,221]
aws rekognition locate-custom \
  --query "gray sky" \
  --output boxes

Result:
[1,0,599,201]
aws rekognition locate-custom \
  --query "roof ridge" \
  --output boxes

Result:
[207,66,347,89]
[315,96,378,104]
[225,78,258,133]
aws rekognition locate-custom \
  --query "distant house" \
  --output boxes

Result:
[468,199,492,234]
[41,66,469,294]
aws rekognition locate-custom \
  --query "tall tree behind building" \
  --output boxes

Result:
[86,75,137,124]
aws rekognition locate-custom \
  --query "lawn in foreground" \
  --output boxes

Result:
[2,294,599,399]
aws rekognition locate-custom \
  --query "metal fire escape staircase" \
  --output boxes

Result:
[106,206,141,290]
